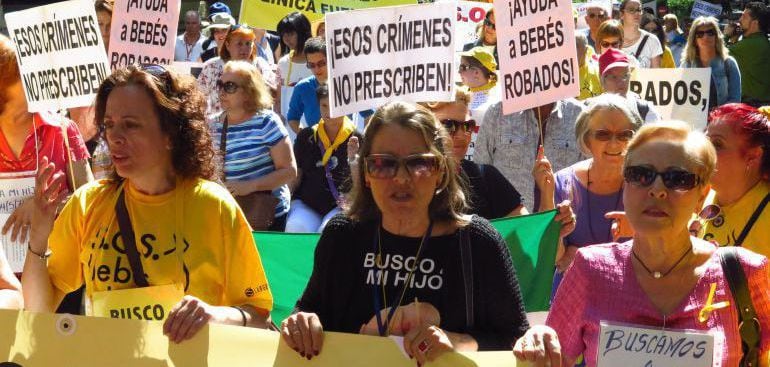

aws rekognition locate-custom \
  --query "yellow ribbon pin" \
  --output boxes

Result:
[698,282,731,323]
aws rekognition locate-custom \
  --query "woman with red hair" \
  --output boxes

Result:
[694,103,770,256]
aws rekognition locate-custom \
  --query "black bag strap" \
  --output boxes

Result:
[219,116,229,182]
[459,226,474,329]
[115,189,149,287]
[634,35,649,60]
[718,247,760,366]
[735,192,770,247]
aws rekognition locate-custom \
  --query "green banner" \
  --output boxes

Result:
[254,211,559,323]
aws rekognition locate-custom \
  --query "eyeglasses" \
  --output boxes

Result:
[441,119,478,134]
[592,129,635,142]
[216,80,241,94]
[484,18,496,30]
[624,7,643,14]
[306,59,327,70]
[458,64,476,72]
[604,73,631,83]
[695,29,717,38]
[588,12,607,19]
[364,153,441,179]
[600,40,621,49]
[140,64,171,93]
[623,165,702,191]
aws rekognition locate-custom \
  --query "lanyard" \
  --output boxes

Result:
[316,139,340,202]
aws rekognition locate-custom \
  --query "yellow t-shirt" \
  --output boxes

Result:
[578,62,603,100]
[47,178,273,314]
[700,181,770,257]
[661,46,676,68]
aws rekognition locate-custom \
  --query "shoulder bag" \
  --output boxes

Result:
[719,247,761,367]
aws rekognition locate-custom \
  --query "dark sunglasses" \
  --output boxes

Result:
[623,165,702,191]
[484,18,496,29]
[216,80,241,94]
[695,29,717,38]
[306,59,327,69]
[600,40,621,49]
[140,63,171,93]
[441,119,478,134]
[588,12,607,19]
[458,64,476,72]
[592,129,635,142]
[364,153,441,179]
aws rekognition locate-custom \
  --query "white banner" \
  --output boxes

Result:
[598,321,714,367]
[629,68,711,130]
[495,0,580,114]
[454,1,494,52]
[108,0,181,69]
[326,3,456,118]
[3,0,110,112]
[691,0,722,19]
[0,172,36,273]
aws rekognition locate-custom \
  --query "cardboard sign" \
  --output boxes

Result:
[494,0,580,115]
[3,0,110,112]
[326,3,456,118]
[170,61,204,78]
[691,0,722,19]
[454,1,494,52]
[629,68,711,130]
[0,172,36,273]
[240,0,417,31]
[598,321,714,367]
[107,0,181,69]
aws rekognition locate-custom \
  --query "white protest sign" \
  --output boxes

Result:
[629,68,711,130]
[108,0,181,69]
[0,172,36,273]
[598,321,714,367]
[326,3,456,118]
[4,0,110,112]
[573,0,612,30]
[495,0,580,115]
[455,1,494,52]
[691,0,722,19]
[169,61,204,78]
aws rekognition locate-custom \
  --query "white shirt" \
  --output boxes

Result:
[622,30,663,68]
[174,33,206,62]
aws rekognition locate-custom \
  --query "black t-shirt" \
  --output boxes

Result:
[461,159,523,219]
[293,127,361,215]
[295,215,529,350]
[200,47,217,63]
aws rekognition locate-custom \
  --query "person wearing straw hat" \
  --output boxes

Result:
[198,13,236,63]
[457,46,500,161]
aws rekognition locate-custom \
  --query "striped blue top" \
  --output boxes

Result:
[211,110,291,217]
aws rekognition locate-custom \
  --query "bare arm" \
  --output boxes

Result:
[69,159,93,189]
[0,251,22,309]
[228,138,297,195]
[506,205,529,217]
[649,55,662,68]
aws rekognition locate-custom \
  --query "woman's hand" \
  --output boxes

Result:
[532,145,555,193]
[163,295,215,343]
[404,324,454,366]
[555,245,579,273]
[225,180,254,197]
[513,325,563,367]
[359,301,441,336]
[605,211,634,241]
[553,200,576,238]
[2,198,35,244]
[281,312,324,360]
[29,157,68,248]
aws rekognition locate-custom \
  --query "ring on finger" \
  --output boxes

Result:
[417,339,431,354]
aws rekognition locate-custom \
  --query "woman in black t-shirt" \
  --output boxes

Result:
[281,102,530,363]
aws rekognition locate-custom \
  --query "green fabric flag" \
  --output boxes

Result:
[253,211,560,323]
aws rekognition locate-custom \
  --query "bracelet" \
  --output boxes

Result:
[28,245,52,260]
[232,306,247,327]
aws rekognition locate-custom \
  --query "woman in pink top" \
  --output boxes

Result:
[514,121,770,366]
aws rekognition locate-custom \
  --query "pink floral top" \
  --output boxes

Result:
[197,57,276,116]
[547,241,770,367]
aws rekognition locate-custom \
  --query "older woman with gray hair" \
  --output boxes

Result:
[538,94,643,283]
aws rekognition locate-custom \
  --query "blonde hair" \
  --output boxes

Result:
[682,16,728,66]
[222,61,273,113]
[597,20,624,52]
[575,94,643,156]
[624,121,716,182]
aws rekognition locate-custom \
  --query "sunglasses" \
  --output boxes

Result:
[216,80,241,94]
[588,12,607,19]
[623,165,702,191]
[441,119,478,134]
[364,153,441,179]
[484,18,496,30]
[695,29,717,38]
[458,64,476,72]
[600,40,621,49]
[604,73,631,83]
[592,129,635,142]
[698,204,721,221]
[141,64,172,93]
[306,59,327,70]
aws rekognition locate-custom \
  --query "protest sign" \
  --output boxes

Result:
[573,0,612,30]
[255,210,559,324]
[325,3,456,118]
[3,0,110,112]
[0,171,36,273]
[691,0,722,19]
[454,1,494,52]
[629,68,711,130]
[169,61,204,78]
[107,0,181,69]
[0,309,522,366]
[240,0,417,31]
[495,0,580,115]
[597,321,714,367]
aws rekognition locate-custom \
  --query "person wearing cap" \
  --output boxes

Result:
[462,9,499,67]
[208,2,231,20]
[174,10,205,62]
[458,47,500,160]
[597,48,659,123]
[198,13,236,63]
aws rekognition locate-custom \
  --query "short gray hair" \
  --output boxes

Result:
[575,93,644,156]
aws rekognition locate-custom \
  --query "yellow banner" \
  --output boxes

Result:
[240,0,417,31]
[0,310,525,366]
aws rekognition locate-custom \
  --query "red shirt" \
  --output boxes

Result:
[0,112,89,191]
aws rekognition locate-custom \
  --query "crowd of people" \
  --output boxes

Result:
[0,0,770,365]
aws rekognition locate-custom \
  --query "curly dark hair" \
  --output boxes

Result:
[94,65,219,182]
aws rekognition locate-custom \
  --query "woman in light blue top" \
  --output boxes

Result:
[680,16,741,108]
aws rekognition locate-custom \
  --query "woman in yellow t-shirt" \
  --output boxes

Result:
[23,65,273,343]
[694,103,770,256]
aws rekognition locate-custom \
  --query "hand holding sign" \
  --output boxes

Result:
[29,157,68,253]
[163,295,214,344]
[1,199,34,245]
[532,145,555,193]
[359,300,441,337]
[513,324,563,366]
